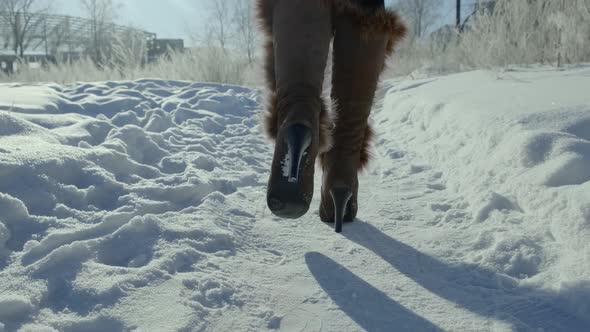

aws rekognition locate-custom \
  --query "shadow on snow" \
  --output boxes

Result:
[306,221,589,331]
[305,251,442,331]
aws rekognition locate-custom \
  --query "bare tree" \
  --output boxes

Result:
[195,0,258,64]
[204,0,233,51]
[397,0,441,39]
[81,0,117,65]
[44,16,72,58]
[0,0,52,56]
[1,17,12,50]
[232,0,257,64]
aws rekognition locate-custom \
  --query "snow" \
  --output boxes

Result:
[381,68,590,282]
[0,66,589,331]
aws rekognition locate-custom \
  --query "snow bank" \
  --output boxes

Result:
[1,67,589,331]
[380,66,590,319]
[0,80,267,331]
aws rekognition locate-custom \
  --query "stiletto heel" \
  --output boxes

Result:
[318,3,405,232]
[286,124,312,183]
[330,187,353,233]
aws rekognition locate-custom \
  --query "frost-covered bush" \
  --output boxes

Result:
[462,0,590,67]
[389,0,590,77]
[0,47,253,86]
[2,0,589,83]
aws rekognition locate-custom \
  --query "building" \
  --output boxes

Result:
[0,12,172,73]
[0,51,56,75]
[147,39,185,62]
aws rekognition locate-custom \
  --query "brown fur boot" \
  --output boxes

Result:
[258,0,333,219]
[319,2,406,232]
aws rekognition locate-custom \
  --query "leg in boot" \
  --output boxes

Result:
[257,0,333,219]
[320,1,406,230]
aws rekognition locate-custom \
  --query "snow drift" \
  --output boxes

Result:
[379,66,590,327]
[0,66,589,331]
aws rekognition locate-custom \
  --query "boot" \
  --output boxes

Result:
[320,1,406,232]
[257,0,333,219]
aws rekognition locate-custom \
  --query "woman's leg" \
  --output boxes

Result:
[320,2,406,232]
[257,0,333,219]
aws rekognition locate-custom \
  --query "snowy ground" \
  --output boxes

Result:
[0,66,589,331]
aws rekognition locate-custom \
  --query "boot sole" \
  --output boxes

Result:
[267,124,314,219]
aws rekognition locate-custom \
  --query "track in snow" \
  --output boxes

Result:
[1,69,589,331]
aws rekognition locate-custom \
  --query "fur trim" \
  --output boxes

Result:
[330,0,405,171]
[263,92,333,151]
[319,123,372,171]
[319,97,334,153]
[332,0,407,56]
[263,39,276,92]
[256,0,274,36]
[263,92,278,140]
[257,0,334,148]
[359,125,373,170]
[257,0,277,140]
[256,0,275,91]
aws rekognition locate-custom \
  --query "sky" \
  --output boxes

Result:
[52,0,466,46]
[53,0,209,43]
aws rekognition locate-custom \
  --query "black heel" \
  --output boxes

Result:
[330,187,352,233]
[267,123,314,219]
[286,124,312,183]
